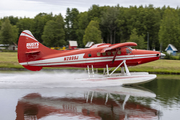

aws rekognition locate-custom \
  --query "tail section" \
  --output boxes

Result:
[18,30,58,71]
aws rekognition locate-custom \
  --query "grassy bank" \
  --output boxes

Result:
[0,52,23,68]
[0,52,180,74]
[129,59,180,74]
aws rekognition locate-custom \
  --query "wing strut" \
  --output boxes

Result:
[112,48,118,63]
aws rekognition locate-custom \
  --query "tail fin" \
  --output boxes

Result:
[18,30,57,71]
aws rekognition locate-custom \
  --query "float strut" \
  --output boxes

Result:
[87,65,90,78]
[92,65,94,77]
[121,67,125,75]
[106,64,109,76]
[123,60,131,76]
[110,60,124,76]
[96,68,98,73]
[103,68,106,75]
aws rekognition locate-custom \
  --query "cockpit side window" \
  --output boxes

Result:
[126,48,132,54]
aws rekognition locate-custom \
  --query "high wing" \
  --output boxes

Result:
[100,42,137,53]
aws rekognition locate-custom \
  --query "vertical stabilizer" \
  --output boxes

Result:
[18,30,43,71]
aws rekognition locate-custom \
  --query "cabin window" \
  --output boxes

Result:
[102,52,106,56]
[107,51,111,55]
[88,54,91,57]
[97,52,100,56]
[112,51,116,55]
[117,51,121,55]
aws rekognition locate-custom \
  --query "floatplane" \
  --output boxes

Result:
[18,30,164,85]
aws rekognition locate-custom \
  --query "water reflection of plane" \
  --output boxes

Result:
[16,86,158,120]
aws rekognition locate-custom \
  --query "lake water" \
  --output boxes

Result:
[0,71,180,120]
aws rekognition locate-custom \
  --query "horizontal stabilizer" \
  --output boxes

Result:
[26,50,40,54]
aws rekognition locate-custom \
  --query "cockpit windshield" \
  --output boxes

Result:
[127,47,133,50]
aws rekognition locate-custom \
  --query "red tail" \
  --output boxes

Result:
[18,30,59,71]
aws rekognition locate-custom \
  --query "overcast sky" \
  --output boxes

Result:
[0,0,180,18]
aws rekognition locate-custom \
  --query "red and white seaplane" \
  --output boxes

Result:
[18,30,163,85]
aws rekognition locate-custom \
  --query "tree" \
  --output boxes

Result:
[42,14,66,47]
[31,13,54,43]
[8,16,19,25]
[120,6,138,42]
[16,17,34,36]
[159,8,180,51]
[76,12,89,47]
[2,16,19,25]
[0,20,2,29]
[128,28,146,49]
[83,20,102,45]
[88,4,101,21]
[65,8,79,41]
[116,7,126,43]
[0,19,18,44]
[65,8,71,41]
[101,7,119,44]
[11,25,19,43]
[137,5,161,50]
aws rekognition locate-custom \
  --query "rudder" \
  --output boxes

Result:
[18,30,42,71]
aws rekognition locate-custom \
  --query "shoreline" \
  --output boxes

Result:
[1,67,180,75]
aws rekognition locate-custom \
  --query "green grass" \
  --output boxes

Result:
[0,52,23,68]
[0,52,180,74]
[129,59,180,73]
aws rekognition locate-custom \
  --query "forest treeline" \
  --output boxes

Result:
[0,4,180,51]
